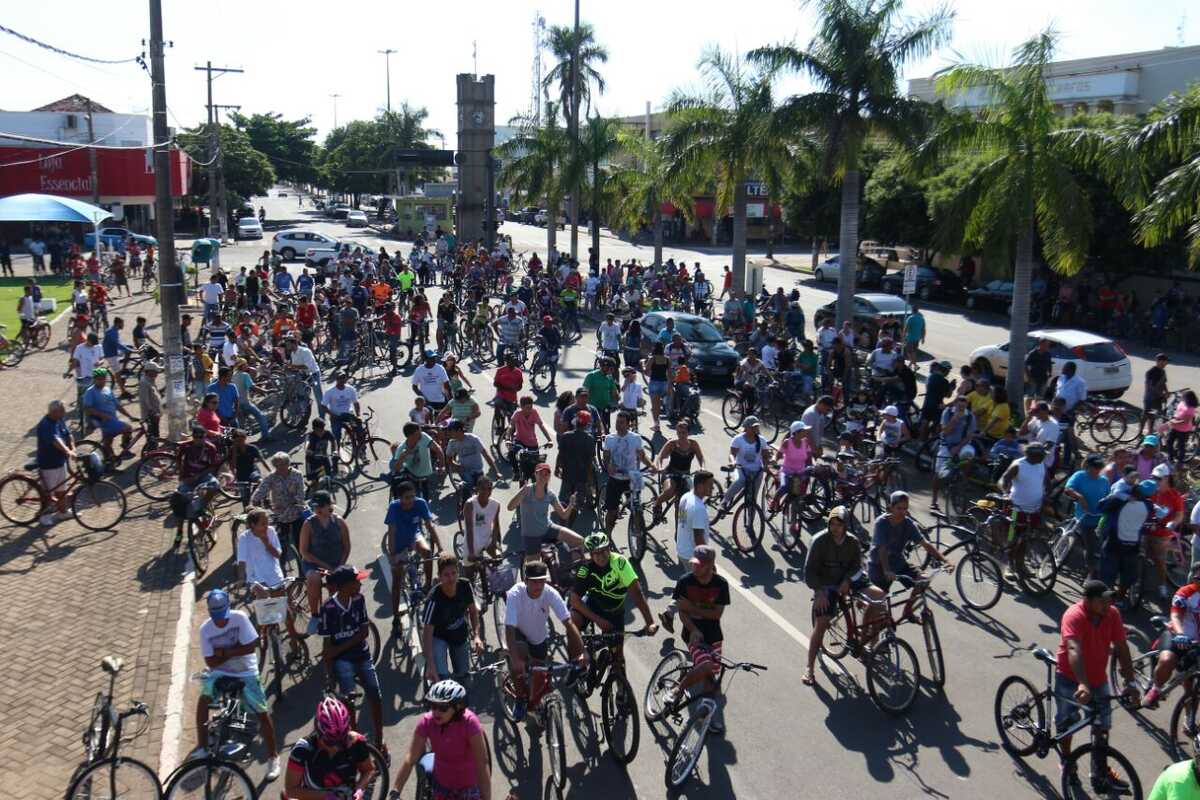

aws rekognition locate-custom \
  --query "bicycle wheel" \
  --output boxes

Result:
[1015,536,1059,597]
[545,696,567,791]
[162,756,254,800]
[1170,687,1200,762]
[644,650,687,723]
[601,671,641,765]
[731,500,765,554]
[367,619,382,666]
[946,480,972,517]
[993,674,1045,757]
[1111,627,1153,703]
[0,335,26,368]
[490,591,507,650]
[664,701,712,790]
[766,497,803,553]
[865,635,920,715]
[359,742,392,799]
[530,359,553,393]
[0,472,43,525]
[914,438,936,473]
[1088,409,1129,447]
[720,392,745,431]
[814,604,850,661]
[136,452,179,501]
[1166,533,1192,589]
[1059,742,1142,800]
[187,519,211,578]
[920,609,945,689]
[954,550,1004,611]
[280,388,311,431]
[66,756,162,800]
[71,479,127,531]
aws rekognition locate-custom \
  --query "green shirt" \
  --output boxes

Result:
[397,271,415,291]
[797,351,818,377]
[582,370,618,411]
[572,553,638,613]
[391,432,434,478]
[1149,761,1200,800]
[231,370,254,404]
[448,398,478,425]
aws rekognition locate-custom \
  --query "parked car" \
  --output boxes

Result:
[878,265,965,301]
[965,280,1014,311]
[534,209,567,229]
[518,206,540,224]
[236,217,264,240]
[812,293,912,337]
[637,312,740,384]
[330,205,352,220]
[277,191,288,197]
[83,226,158,249]
[968,329,1132,398]
[272,230,339,261]
[345,210,369,228]
[812,254,886,288]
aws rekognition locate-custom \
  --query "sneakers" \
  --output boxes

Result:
[39,512,57,527]
[188,745,209,760]
[265,756,281,781]
[1143,685,1162,708]
[305,617,320,636]
[659,610,674,634]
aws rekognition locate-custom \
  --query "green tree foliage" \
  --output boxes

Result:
[317,105,439,199]
[497,105,570,259]
[542,23,609,126]
[177,124,275,200]
[863,151,931,248]
[229,112,319,185]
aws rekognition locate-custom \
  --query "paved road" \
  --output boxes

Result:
[193,192,1198,800]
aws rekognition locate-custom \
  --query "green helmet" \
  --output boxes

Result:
[583,533,611,553]
[92,367,110,378]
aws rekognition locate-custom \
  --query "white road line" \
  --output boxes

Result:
[158,567,196,776]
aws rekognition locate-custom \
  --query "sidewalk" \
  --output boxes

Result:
[0,281,190,797]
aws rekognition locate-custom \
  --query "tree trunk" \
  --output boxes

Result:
[811,238,821,271]
[765,213,775,260]
[652,202,664,269]
[591,161,601,270]
[1006,219,1036,408]
[835,170,861,327]
[732,179,748,295]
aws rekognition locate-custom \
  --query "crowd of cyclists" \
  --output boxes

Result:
[38,211,1200,798]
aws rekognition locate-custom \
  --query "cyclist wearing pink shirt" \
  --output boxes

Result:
[508,395,552,450]
[393,680,491,800]
[769,420,812,511]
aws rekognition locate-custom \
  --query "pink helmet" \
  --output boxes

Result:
[315,697,351,739]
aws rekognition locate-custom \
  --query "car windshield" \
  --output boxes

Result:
[673,318,724,343]
[1079,342,1124,362]
[866,296,909,313]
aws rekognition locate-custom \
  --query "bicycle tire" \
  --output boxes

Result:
[664,701,711,790]
[865,635,920,715]
[546,696,567,791]
[1169,687,1200,762]
[601,671,641,765]
[263,629,284,701]
[0,472,43,525]
[1015,536,1058,597]
[767,498,803,553]
[0,335,26,368]
[1110,627,1153,705]
[66,755,162,800]
[530,359,553,393]
[814,603,850,660]
[1088,409,1129,447]
[1059,742,1142,800]
[490,592,507,654]
[994,674,1045,757]
[136,452,179,501]
[359,741,392,799]
[644,650,687,722]
[720,392,745,431]
[162,755,253,800]
[921,609,946,689]
[280,387,311,431]
[954,550,1004,611]
[731,500,765,554]
[33,322,51,350]
[71,479,127,531]
[187,518,211,578]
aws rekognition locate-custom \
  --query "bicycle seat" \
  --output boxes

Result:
[101,656,124,675]
[984,493,1008,504]
[1151,615,1170,630]
[1031,647,1056,666]
[720,465,736,473]
[213,676,245,695]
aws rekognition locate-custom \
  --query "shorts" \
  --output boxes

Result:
[97,417,131,437]
[605,476,631,510]
[935,443,976,475]
[813,573,871,619]
[1009,509,1042,544]
[582,594,626,632]
[648,380,668,398]
[521,529,561,556]
[559,477,588,505]
[688,639,723,674]
[869,562,916,593]
[177,475,220,495]
[201,672,268,714]
[515,629,550,661]
[1053,672,1111,733]
[331,656,381,699]
[40,466,68,493]
[301,560,322,577]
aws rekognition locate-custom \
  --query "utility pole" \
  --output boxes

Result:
[330,93,341,128]
[85,100,100,205]
[377,49,396,112]
[568,0,581,263]
[195,61,243,243]
[212,103,240,244]
[147,0,186,440]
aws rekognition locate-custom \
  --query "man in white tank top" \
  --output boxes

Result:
[999,443,1048,577]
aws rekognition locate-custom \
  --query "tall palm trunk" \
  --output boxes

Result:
[1006,220,1036,407]
[591,160,601,269]
[732,178,748,294]
[652,201,663,269]
[835,169,861,326]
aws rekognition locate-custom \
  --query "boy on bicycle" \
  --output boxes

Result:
[318,564,384,749]
[667,545,730,733]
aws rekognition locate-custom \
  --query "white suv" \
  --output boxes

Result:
[272,230,339,261]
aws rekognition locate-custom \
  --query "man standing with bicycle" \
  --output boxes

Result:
[602,410,656,538]
[1054,579,1139,790]
[35,400,75,526]
[668,545,730,735]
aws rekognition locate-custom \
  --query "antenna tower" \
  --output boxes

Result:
[531,12,546,122]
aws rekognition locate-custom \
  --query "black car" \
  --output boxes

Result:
[638,312,740,384]
[813,293,911,335]
[878,266,965,302]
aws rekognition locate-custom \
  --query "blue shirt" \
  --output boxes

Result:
[82,384,119,421]
[384,497,432,553]
[904,313,925,343]
[206,380,240,420]
[1065,469,1109,523]
[101,325,123,358]
[657,327,673,345]
[989,439,1022,461]
[296,274,314,296]
[273,271,293,292]
[1055,375,1088,412]
[36,415,71,469]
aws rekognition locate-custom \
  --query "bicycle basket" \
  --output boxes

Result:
[488,565,518,595]
[252,596,288,626]
[79,452,105,484]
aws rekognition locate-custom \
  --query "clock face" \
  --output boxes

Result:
[472,111,484,127]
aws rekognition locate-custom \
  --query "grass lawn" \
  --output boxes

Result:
[0,276,75,334]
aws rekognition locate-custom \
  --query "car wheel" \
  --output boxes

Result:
[814,269,824,282]
[281,247,295,260]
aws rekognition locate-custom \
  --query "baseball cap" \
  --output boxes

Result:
[1143,435,1160,448]
[423,348,438,359]
[1085,453,1105,468]
[1152,463,1172,478]
[882,405,899,417]
[789,420,810,434]
[827,505,847,523]
[326,564,369,588]
[446,419,465,431]
[206,589,231,621]
[689,544,717,565]
[525,561,549,580]
[1082,579,1115,600]
[743,416,761,429]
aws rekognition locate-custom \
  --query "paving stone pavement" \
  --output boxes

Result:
[0,286,192,797]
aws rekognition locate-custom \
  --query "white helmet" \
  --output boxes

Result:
[427,679,467,705]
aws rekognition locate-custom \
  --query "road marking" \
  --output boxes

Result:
[159,567,196,776]
[725,574,810,651]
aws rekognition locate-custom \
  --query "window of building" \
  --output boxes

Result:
[1097,100,1114,113]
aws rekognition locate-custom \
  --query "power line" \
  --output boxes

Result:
[0,23,144,66]
[0,130,171,149]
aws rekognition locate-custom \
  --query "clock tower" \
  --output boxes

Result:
[455,73,495,243]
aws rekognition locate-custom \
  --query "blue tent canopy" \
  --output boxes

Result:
[0,193,112,225]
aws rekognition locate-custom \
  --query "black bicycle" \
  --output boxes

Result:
[575,629,651,764]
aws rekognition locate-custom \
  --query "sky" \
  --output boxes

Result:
[0,0,1196,149]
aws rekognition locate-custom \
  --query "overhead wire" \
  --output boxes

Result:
[0,23,143,65]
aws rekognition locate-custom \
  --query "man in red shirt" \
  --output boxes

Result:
[493,355,524,422]
[1054,579,1138,783]
[719,266,733,300]
[380,301,404,371]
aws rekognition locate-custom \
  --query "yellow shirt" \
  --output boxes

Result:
[985,401,1011,439]
[968,391,993,422]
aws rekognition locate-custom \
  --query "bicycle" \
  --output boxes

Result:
[320,686,392,793]
[1110,615,1200,761]
[492,659,584,791]
[612,469,653,562]
[0,452,126,531]
[239,579,311,702]
[162,673,259,799]
[994,646,1143,799]
[909,510,1007,611]
[0,323,27,368]
[961,494,1060,598]
[643,644,767,790]
[64,656,162,800]
[575,629,651,764]
[713,464,770,555]
[450,546,520,648]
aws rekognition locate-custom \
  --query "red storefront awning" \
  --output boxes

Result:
[0,146,190,201]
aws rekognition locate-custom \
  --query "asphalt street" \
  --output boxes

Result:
[204,192,1200,800]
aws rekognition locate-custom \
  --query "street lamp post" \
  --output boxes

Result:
[330,93,341,128]
[378,49,396,113]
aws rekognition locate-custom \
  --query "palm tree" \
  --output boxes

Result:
[751,0,953,325]
[497,104,569,262]
[910,30,1104,405]
[662,46,789,294]
[567,115,624,268]
[610,131,700,268]
[544,22,609,263]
